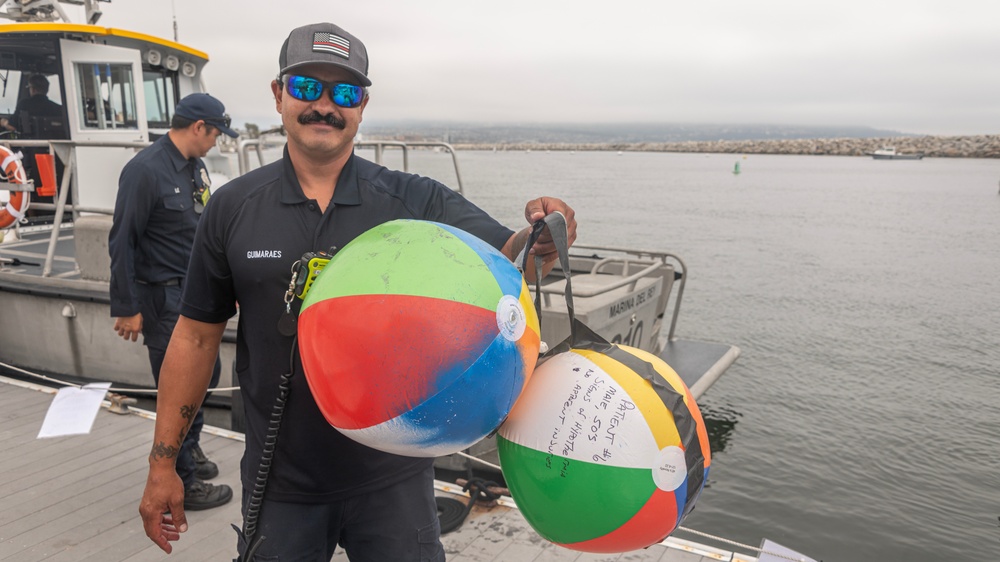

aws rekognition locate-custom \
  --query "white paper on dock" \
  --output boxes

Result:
[37,383,112,438]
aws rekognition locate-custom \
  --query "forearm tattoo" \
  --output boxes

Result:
[150,441,179,461]
[177,403,197,445]
[148,403,199,462]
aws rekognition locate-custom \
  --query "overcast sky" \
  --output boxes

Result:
[90,0,999,136]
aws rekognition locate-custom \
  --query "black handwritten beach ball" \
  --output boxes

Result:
[497,345,711,552]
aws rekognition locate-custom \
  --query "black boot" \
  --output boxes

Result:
[184,480,233,511]
[191,443,219,480]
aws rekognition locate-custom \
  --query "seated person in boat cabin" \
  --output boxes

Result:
[0,74,63,137]
[137,21,577,561]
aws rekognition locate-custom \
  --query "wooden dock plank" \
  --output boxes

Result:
[0,413,150,477]
[0,441,147,524]
[0,426,151,519]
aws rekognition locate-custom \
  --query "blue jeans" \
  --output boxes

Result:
[139,283,221,487]
[235,465,445,562]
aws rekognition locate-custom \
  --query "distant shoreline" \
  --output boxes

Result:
[443,134,1000,158]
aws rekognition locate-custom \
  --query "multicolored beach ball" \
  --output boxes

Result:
[298,219,540,457]
[497,344,711,553]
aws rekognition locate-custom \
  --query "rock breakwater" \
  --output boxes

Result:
[454,135,1000,158]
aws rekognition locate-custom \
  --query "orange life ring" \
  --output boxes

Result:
[0,145,30,229]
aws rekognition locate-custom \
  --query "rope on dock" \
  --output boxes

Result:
[0,359,239,394]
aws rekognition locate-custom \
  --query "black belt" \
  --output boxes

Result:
[136,278,181,287]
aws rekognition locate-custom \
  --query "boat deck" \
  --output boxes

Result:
[0,225,80,280]
[0,377,752,562]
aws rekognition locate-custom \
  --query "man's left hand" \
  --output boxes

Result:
[523,196,577,266]
[113,313,143,342]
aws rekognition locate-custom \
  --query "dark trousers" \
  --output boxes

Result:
[235,465,445,562]
[138,283,221,488]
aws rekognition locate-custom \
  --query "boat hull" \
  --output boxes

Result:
[871,153,924,160]
[0,223,238,399]
[0,276,238,397]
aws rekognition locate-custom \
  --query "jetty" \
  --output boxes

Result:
[452,134,1000,158]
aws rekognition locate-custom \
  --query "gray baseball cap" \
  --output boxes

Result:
[278,22,371,87]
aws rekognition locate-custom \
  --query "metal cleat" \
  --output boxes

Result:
[106,392,137,415]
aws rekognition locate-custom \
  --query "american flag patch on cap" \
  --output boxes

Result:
[313,32,350,59]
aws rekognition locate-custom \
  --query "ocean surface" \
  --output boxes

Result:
[360,148,1000,562]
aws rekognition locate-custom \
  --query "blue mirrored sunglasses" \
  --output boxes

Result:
[283,75,365,108]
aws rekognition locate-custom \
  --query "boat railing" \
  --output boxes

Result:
[355,140,465,195]
[539,244,688,342]
[1,138,143,276]
[543,256,662,297]
[233,138,466,195]
[233,136,290,175]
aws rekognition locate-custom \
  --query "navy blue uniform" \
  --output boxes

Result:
[110,134,207,307]
[182,149,513,559]
[108,134,220,487]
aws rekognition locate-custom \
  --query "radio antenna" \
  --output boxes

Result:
[172,0,179,42]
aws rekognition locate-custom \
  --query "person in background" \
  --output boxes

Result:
[137,22,576,560]
[0,73,62,136]
[109,93,239,512]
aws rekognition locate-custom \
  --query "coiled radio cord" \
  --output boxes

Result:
[234,337,297,562]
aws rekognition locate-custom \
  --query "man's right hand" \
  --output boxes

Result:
[139,465,187,554]
[113,313,143,342]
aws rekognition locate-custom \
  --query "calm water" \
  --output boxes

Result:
[368,148,1000,562]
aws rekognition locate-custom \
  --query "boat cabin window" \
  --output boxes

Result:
[0,70,67,139]
[142,69,178,129]
[74,62,139,130]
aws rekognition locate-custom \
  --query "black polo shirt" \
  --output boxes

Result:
[182,148,514,503]
[109,134,210,317]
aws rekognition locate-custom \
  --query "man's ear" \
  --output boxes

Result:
[195,120,211,136]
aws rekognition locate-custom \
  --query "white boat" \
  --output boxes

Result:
[870,146,924,160]
[0,2,762,559]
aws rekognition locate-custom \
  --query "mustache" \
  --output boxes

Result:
[298,111,346,129]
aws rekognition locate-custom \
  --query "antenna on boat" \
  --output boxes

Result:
[172,0,179,42]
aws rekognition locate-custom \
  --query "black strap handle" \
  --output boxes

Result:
[517,211,578,343]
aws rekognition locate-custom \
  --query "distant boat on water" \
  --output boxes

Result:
[870,146,924,160]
